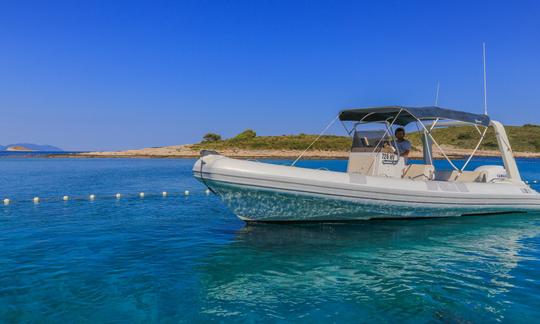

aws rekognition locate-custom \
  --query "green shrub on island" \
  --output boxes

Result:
[202,133,222,143]
[232,129,257,141]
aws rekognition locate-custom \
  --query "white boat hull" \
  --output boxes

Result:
[193,154,540,222]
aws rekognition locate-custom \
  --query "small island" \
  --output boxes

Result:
[57,124,540,159]
[1,143,63,152]
[5,145,33,152]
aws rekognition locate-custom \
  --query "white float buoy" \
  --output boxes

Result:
[184,190,190,196]
[63,195,69,201]
[205,189,211,195]
[89,194,95,200]
[115,193,121,199]
[3,198,9,205]
[139,192,145,198]
[162,191,167,197]
[534,180,538,184]
[33,197,40,203]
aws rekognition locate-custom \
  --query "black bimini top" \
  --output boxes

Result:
[339,106,490,127]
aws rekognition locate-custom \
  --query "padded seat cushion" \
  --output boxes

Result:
[402,164,435,181]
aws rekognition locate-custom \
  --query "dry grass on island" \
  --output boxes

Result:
[67,125,540,159]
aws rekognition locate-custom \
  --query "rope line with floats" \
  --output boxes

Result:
[2,189,213,206]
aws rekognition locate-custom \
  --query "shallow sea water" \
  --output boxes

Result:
[1,157,539,322]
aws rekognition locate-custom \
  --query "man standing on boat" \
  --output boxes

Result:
[394,127,411,160]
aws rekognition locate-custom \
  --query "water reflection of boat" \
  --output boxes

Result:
[197,214,540,321]
[194,107,540,221]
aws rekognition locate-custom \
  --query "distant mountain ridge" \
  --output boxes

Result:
[0,143,63,151]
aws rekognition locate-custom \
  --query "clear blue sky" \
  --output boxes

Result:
[1,0,539,151]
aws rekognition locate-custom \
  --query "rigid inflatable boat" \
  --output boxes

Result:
[193,106,540,221]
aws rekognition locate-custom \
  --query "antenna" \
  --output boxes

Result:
[483,42,488,115]
[435,81,440,106]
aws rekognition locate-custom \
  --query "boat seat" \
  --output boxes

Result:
[402,164,435,181]
[347,155,376,175]
[454,171,483,183]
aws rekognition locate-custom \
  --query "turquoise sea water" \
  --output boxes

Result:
[1,156,540,322]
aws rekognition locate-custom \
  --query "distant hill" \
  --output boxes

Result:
[0,143,63,152]
[194,124,540,153]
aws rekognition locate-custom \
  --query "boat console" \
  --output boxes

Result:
[347,152,405,178]
[347,130,413,179]
[347,152,436,180]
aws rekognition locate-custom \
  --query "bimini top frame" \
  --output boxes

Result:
[339,106,490,127]
[340,105,492,174]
